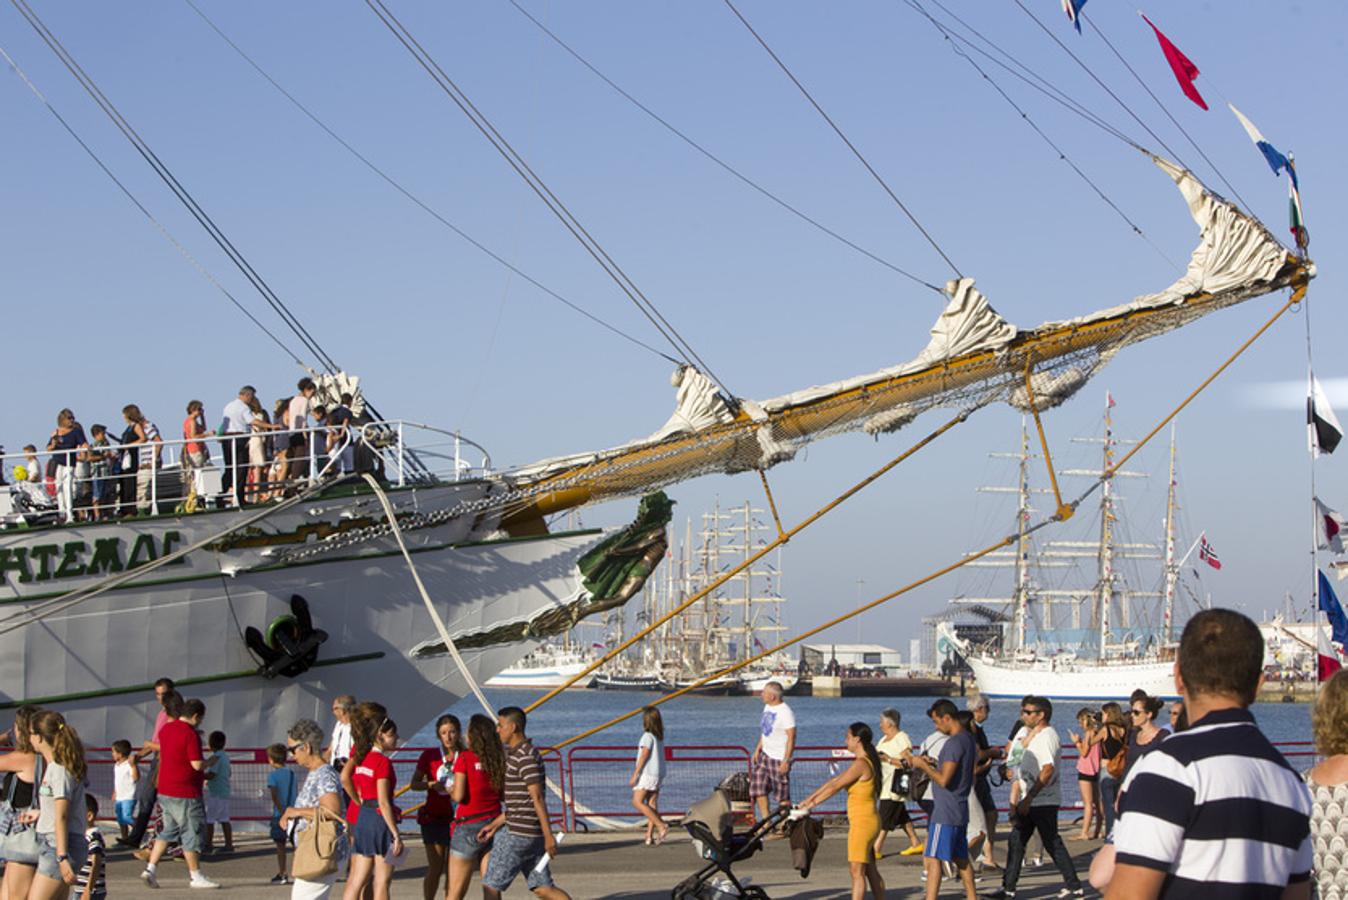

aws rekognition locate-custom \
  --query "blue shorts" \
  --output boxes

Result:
[36,832,88,881]
[924,822,969,862]
[483,830,553,892]
[115,799,136,827]
[351,803,393,858]
[449,818,491,861]
[270,821,288,844]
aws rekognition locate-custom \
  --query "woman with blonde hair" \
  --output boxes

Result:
[0,706,45,900]
[1068,708,1103,840]
[24,710,87,900]
[1307,668,1348,898]
[1094,702,1127,835]
[629,707,668,845]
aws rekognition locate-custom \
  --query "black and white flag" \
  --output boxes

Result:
[1309,373,1343,457]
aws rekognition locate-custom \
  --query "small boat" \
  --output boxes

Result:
[592,672,662,692]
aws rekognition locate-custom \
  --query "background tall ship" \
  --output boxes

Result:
[940,400,1212,699]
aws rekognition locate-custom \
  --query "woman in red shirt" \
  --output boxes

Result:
[341,705,402,900]
[446,714,505,900]
[410,714,462,900]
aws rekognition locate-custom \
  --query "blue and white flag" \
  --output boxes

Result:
[1062,0,1088,33]
[1229,104,1296,187]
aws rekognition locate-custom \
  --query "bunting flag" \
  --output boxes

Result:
[1227,104,1295,185]
[1140,14,1208,110]
[1309,373,1342,457]
[1062,0,1088,33]
[1321,623,1343,681]
[1318,497,1347,555]
[1289,167,1308,248]
[1198,534,1222,570]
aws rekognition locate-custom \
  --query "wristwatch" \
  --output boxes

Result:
[56,854,69,863]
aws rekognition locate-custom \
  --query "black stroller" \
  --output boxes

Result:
[671,773,794,900]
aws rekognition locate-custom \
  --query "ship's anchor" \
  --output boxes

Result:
[245,594,328,678]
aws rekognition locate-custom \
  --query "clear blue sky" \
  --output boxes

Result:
[3,1,1344,652]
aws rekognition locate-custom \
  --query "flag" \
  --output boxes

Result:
[1309,373,1342,456]
[1062,0,1088,33]
[1227,104,1295,185]
[1289,168,1308,248]
[1318,497,1347,554]
[1106,391,1116,408]
[1141,14,1208,110]
[1321,624,1343,681]
[1321,571,1348,648]
[1198,534,1221,570]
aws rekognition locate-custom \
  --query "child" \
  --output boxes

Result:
[629,705,669,845]
[82,425,116,521]
[111,739,139,842]
[266,742,298,885]
[77,794,107,900]
[203,730,234,854]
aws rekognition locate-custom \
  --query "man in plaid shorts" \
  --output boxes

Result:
[750,682,796,826]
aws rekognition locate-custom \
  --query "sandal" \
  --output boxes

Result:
[654,826,669,845]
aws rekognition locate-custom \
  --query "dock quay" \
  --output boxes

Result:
[802,673,960,697]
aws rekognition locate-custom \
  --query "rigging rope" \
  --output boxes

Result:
[722,0,963,279]
[906,0,1179,270]
[546,278,1308,745]
[1084,11,1254,218]
[0,42,308,369]
[9,0,343,379]
[523,408,974,712]
[360,474,496,721]
[363,0,733,397]
[182,0,675,365]
[505,0,943,296]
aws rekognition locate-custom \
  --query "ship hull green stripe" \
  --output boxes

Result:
[0,651,386,710]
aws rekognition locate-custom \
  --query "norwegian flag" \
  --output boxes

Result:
[1198,534,1222,570]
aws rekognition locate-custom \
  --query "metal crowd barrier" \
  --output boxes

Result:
[83,740,1317,830]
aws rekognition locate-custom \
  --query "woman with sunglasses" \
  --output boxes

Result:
[1121,695,1169,787]
[278,719,347,899]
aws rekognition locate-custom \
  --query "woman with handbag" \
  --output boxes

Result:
[1094,703,1128,835]
[279,719,347,900]
[0,706,45,900]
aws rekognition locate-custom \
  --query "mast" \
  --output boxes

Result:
[1163,423,1179,643]
[1014,417,1031,652]
[1098,393,1116,658]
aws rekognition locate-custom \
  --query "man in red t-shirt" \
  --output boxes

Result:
[141,694,218,890]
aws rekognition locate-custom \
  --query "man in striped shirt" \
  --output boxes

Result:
[1105,609,1312,900]
[481,706,570,900]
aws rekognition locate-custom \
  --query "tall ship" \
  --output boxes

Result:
[940,404,1202,699]
[1,3,1315,745]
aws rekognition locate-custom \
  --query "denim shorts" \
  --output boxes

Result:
[351,802,393,858]
[483,830,553,892]
[157,795,204,852]
[36,831,88,880]
[449,818,491,860]
[114,799,136,827]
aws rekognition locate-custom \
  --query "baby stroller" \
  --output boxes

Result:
[672,773,793,900]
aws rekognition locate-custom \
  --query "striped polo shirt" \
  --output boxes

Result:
[1112,707,1311,899]
[503,739,546,837]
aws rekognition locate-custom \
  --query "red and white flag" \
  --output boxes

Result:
[1198,534,1222,570]
[1318,497,1347,555]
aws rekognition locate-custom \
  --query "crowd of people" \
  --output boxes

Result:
[0,606,1342,898]
[4,380,368,522]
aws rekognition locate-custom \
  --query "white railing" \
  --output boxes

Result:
[0,420,492,526]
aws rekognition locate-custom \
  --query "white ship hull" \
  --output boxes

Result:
[965,655,1178,700]
[485,659,597,690]
[0,481,615,746]
[740,672,800,695]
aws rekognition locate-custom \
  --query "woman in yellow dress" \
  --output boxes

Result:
[798,722,886,900]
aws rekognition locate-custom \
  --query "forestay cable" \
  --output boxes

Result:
[364,0,734,397]
[723,0,963,279]
[506,0,943,296]
[182,0,675,364]
[0,42,308,369]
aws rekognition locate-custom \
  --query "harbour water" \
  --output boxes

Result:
[413,688,1315,825]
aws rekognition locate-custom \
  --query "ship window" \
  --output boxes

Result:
[863,652,882,665]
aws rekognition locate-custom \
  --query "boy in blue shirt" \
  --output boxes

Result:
[266,743,298,885]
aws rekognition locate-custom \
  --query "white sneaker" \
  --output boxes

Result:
[141,868,159,889]
[190,875,220,889]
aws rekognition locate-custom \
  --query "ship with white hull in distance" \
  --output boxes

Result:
[940,405,1205,701]
[484,645,602,691]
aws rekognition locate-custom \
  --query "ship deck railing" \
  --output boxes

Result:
[0,420,492,528]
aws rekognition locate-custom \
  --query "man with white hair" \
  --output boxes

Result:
[750,681,796,828]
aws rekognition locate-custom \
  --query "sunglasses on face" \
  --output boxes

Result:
[1130,709,1146,716]
[1020,708,1041,716]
